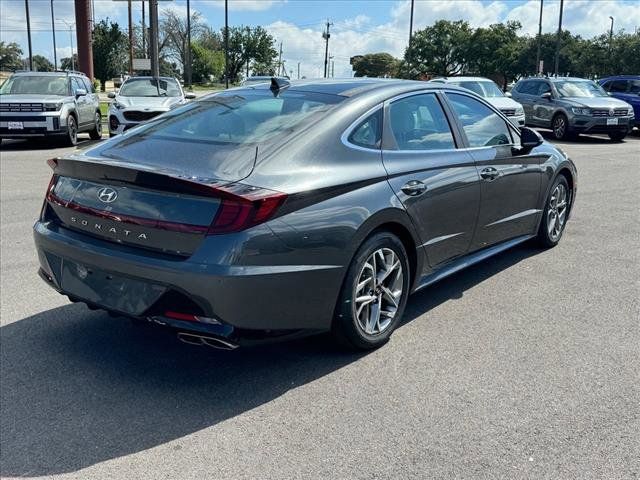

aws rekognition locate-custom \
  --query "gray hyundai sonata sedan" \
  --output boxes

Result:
[34,78,577,350]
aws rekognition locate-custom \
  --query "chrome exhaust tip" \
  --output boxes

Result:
[177,332,239,350]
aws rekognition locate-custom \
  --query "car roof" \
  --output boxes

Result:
[124,76,177,81]
[11,71,85,77]
[236,78,464,98]
[432,76,496,83]
[599,75,640,81]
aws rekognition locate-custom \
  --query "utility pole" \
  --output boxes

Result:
[128,0,134,75]
[59,19,75,70]
[331,60,335,78]
[50,0,57,69]
[141,0,146,58]
[535,0,543,75]
[277,41,283,76]
[553,0,564,76]
[25,0,33,70]
[186,0,191,87]
[297,61,300,79]
[74,0,93,78]
[224,0,229,88]
[149,0,159,76]
[408,0,414,64]
[609,16,615,73]
[323,20,332,78]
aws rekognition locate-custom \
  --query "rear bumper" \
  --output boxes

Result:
[33,220,344,332]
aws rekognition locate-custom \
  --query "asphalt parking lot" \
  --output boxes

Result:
[1,131,639,479]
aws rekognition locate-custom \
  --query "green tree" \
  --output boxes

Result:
[31,54,54,72]
[60,54,78,71]
[222,26,277,83]
[352,53,399,78]
[92,19,128,91]
[467,21,525,89]
[191,42,224,83]
[0,41,23,72]
[161,8,206,84]
[405,20,473,77]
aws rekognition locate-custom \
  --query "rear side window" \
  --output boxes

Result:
[134,90,344,145]
[446,93,512,147]
[348,109,382,149]
[387,93,456,151]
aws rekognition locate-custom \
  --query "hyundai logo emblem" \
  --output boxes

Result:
[97,187,118,203]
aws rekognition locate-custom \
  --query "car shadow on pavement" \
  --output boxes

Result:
[0,243,543,477]
[0,137,101,151]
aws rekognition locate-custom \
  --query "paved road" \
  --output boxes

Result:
[1,132,639,479]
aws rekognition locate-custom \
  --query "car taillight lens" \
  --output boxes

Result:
[40,172,58,219]
[207,183,287,235]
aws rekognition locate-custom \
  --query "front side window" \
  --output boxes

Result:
[446,93,512,148]
[71,77,85,95]
[608,80,628,93]
[537,81,552,96]
[629,80,640,94]
[119,78,182,97]
[0,75,69,96]
[348,109,382,149]
[387,93,456,151]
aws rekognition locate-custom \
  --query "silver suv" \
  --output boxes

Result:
[0,71,102,146]
[511,77,635,141]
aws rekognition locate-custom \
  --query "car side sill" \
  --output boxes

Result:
[412,234,535,294]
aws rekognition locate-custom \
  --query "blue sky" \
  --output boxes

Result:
[2,0,639,78]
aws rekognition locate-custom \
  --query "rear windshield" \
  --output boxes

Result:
[129,89,345,145]
[0,75,69,96]
[119,78,181,97]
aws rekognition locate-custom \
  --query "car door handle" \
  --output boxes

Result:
[401,180,427,196]
[480,167,500,180]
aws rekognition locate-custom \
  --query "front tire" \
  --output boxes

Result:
[65,115,78,146]
[89,112,103,140]
[537,176,570,248]
[552,113,570,140]
[332,232,410,350]
[608,131,627,142]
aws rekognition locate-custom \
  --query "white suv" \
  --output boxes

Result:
[429,76,526,127]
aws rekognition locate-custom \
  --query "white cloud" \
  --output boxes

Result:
[201,0,284,12]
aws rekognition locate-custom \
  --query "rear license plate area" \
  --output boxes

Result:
[60,259,166,316]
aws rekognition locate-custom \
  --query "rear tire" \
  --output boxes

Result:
[332,231,410,350]
[89,112,103,140]
[537,175,570,248]
[608,131,627,142]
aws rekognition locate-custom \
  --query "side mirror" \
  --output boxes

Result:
[541,92,552,100]
[75,88,87,98]
[185,92,196,99]
[107,92,116,99]
[505,91,512,98]
[514,127,543,154]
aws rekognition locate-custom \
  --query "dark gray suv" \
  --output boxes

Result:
[512,77,634,141]
[34,79,577,350]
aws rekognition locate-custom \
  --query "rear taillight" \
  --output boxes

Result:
[207,183,287,235]
[40,172,58,219]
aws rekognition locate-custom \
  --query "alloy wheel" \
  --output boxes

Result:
[353,248,404,336]
[95,113,102,135]
[547,183,568,241]
[68,118,77,144]
[553,116,566,139]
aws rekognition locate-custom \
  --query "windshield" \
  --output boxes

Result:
[130,90,344,145]
[119,78,181,97]
[555,80,608,98]
[451,81,504,98]
[0,75,69,95]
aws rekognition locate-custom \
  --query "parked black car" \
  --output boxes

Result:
[34,79,577,350]
[511,76,634,141]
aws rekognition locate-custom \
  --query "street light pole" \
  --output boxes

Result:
[553,0,564,77]
[408,0,414,64]
[535,0,543,75]
[51,0,57,69]
[224,0,229,88]
[186,0,192,88]
[609,16,614,75]
[128,0,133,75]
[59,19,75,71]
[149,0,159,76]
[323,20,332,78]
